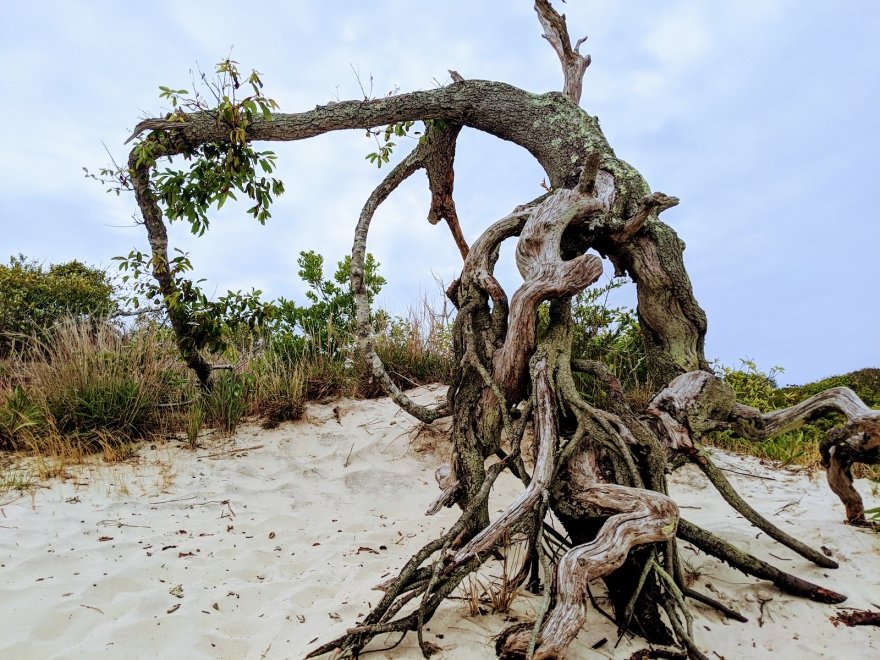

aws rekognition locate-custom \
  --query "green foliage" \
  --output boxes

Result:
[714,359,794,411]
[131,59,285,232]
[87,59,285,369]
[546,278,649,406]
[0,256,116,356]
[114,248,274,356]
[268,250,386,357]
[202,371,251,435]
[365,119,447,167]
[0,385,43,450]
[372,307,455,393]
[250,353,305,428]
[185,399,205,449]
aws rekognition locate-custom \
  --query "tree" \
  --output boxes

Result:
[120,2,879,657]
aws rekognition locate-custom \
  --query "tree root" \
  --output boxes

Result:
[677,519,846,604]
[690,452,838,568]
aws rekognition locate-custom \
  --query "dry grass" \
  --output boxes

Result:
[459,533,528,617]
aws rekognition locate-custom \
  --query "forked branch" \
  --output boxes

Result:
[534,0,592,104]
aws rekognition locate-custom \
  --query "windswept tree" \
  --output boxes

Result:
[117,2,878,657]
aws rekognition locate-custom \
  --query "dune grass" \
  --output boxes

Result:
[1,312,877,496]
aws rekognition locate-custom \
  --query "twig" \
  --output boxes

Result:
[199,444,264,459]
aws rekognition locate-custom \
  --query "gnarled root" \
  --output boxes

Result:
[497,485,679,659]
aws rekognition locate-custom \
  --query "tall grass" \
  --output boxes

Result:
[0,320,181,457]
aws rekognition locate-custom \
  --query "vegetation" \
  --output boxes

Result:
[0,248,454,466]
[0,255,116,357]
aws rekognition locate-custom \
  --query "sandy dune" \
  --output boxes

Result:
[1,384,878,659]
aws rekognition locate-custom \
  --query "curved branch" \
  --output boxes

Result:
[494,188,607,401]
[351,147,448,424]
[731,386,880,441]
[501,484,679,659]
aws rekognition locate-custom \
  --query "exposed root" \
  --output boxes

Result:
[690,453,838,568]
[677,519,846,604]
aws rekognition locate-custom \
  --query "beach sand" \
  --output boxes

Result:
[1,384,878,659]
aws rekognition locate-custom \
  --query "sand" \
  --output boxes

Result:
[1,384,878,659]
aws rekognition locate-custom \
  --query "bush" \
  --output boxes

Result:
[0,320,180,454]
[250,352,305,428]
[267,250,385,359]
[0,256,117,356]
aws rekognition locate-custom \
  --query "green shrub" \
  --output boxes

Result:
[267,250,385,359]
[0,256,117,357]
[250,353,305,428]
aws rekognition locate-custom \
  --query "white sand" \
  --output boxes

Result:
[1,384,878,659]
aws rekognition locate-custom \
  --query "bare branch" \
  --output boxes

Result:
[534,0,592,103]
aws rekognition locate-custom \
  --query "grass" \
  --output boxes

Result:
[0,321,179,455]
[0,307,455,492]
[1,314,876,495]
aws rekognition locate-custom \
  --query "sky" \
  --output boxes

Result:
[1,1,877,385]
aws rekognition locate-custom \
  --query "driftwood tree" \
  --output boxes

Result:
[125,2,879,657]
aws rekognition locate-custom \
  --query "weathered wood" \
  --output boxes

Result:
[493,189,605,402]
[534,0,591,104]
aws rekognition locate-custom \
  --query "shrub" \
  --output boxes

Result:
[202,371,251,435]
[250,352,305,428]
[0,256,117,357]
[267,250,385,359]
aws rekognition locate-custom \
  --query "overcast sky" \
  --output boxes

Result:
[1,1,877,385]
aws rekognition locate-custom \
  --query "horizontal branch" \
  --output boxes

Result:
[127,80,616,192]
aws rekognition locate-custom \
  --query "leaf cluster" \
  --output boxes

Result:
[365,119,447,167]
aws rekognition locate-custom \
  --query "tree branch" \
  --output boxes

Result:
[534,0,592,104]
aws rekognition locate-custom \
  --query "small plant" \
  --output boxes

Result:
[0,464,36,495]
[458,532,526,616]
[251,352,305,429]
[185,402,205,449]
[0,385,43,450]
[202,371,251,435]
